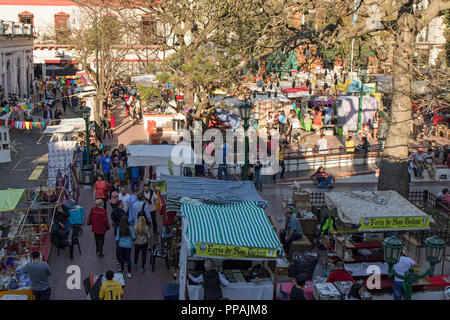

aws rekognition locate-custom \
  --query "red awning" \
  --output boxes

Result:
[282,87,309,93]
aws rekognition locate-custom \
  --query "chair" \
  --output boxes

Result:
[149,242,169,272]
[69,225,83,259]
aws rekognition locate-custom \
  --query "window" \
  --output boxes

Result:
[141,15,158,45]
[18,11,34,26]
[54,12,70,43]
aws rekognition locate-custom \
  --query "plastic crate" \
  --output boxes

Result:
[163,283,179,300]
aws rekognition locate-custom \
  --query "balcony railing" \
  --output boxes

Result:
[0,21,34,37]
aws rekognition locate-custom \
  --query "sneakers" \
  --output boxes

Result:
[141,268,145,273]
[131,263,137,270]
[98,253,105,257]
[126,272,132,279]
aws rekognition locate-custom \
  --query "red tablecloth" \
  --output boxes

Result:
[425,275,449,288]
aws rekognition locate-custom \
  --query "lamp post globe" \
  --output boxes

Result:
[383,236,404,267]
[424,236,446,267]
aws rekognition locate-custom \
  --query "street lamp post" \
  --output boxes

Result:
[239,101,252,181]
[82,107,91,165]
[383,236,446,300]
[357,66,367,131]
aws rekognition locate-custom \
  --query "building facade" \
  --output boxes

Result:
[0,20,34,101]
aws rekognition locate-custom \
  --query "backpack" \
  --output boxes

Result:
[137,202,150,225]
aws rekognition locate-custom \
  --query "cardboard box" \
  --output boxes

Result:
[296,202,312,211]
[293,191,310,202]
[299,217,318,235]
[290,237,314,254]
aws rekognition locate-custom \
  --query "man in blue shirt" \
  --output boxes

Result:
[218,143,229,180]
[279,110,288,137]
[280,209,303,256]
[100,150,112,182]
[130,166,141,192]
[128,189,139,226]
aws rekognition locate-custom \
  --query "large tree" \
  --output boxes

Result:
[69,1,135,124]
[98,0,290,127]
[283,0,450,198]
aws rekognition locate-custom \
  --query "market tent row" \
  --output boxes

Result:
[161,175,268,208]
[126,144,196,177]
[179,201,284,300]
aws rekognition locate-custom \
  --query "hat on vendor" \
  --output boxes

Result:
[110,191,119,204]
[204,260,217,271]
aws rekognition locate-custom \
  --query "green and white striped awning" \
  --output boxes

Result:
[181,201,283,260]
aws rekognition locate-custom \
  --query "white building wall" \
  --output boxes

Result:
[0,37,34,99]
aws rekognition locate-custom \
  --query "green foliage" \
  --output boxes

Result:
[137,86,160,101]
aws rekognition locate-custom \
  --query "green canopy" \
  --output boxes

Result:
[0,188,25,212]
[181,201,283,260]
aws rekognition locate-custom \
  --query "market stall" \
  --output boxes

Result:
[334,95,379,132]
[321,190,434,295]
[0,186,64,299]
[250,93,292,127]
[178,200,284,300]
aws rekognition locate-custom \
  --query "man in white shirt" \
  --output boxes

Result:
[424,148,436,180]
[118,187,131,215]
[413,149,425,178]
[266,112,274,129]
[317,134,328,154]
[289,113,301,144]
[392,250,416,300]
[143,183,158,233]
[131,193,152,227]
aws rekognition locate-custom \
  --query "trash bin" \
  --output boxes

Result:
[80,165,94,185]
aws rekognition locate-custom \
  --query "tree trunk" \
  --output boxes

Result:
[377,19,414,199]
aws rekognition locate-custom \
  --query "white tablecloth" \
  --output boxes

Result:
[187,280,274,300]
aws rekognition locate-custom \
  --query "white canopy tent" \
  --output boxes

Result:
[43,118,86,134]
[126,144,197,177]
[325,190,431,227]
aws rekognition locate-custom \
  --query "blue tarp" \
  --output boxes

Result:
[161,175,268,208]
[347,78,375,92]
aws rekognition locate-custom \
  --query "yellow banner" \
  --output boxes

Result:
[359,216,430,232]
[195,242,277,259]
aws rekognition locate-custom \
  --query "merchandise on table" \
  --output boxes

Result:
[313,282,341,300]
[333,281,354,298]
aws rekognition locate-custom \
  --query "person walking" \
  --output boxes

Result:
[424,148,436,180]
[254,160,263,191]
[116,216,136,278]
[22,251,52,300]
[111,200,127,266]
[93,174,110,210]
[134,216,150,273]
[88,199,110,257]
[100,150,112,183]
[131,193,152,228]
[392,249,416,300]
[143,183,158,234]
[99,270,123,300]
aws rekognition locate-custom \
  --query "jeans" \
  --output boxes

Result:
[131,178,140,192]
[94,233,105,254]
[218,165,229,180]
[324,115,332,125]
[134,243,148,269]
[424,162,436,179]
[119,247,132,273]
[280,230,302,255]
[392,281,404,300]
[115,241,121,262]
[255,171,262,191]
[33,287,51,300]
[103,171,111,182]
[317,176,333,189]
[150,211,157,233]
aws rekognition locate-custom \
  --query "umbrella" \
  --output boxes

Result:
[45,65,64,77]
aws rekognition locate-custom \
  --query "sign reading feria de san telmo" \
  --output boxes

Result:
[359,216,430,232]
[196,242,277,259]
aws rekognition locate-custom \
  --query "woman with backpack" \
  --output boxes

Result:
[116,216,136,279]
[133,216,150,273]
